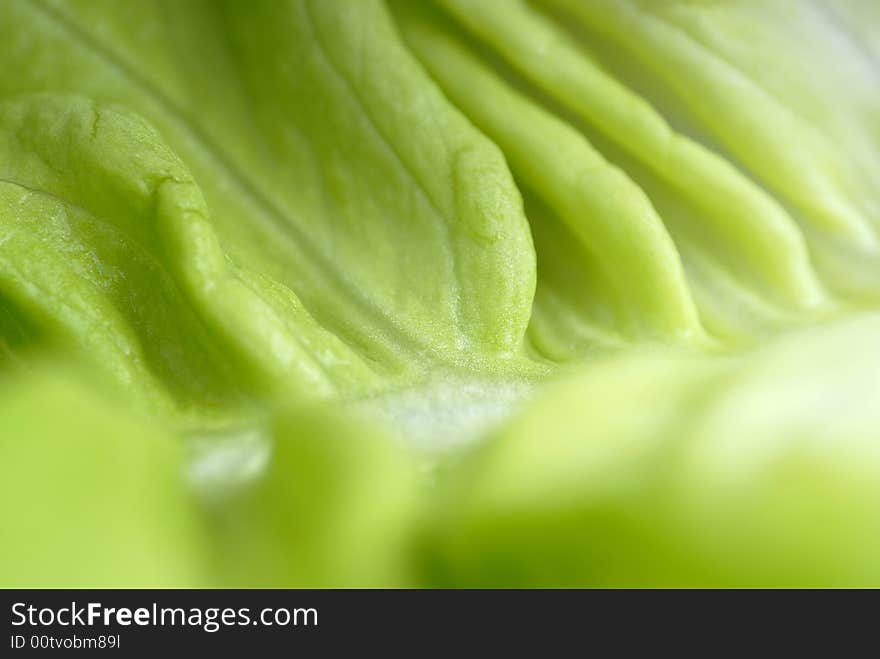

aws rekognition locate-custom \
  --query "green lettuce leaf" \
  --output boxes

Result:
[0,368,207,587]
[1,0,879,587]
[0,0,539,421]
[208,405,420,587]
[540,0,880,302]
[424,313,880,586]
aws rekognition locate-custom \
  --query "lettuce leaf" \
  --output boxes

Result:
[424,313,880,586]
[1,0,879,586]
[0,369,207,587]
[0,0,538,419]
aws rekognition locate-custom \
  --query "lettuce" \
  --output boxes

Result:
[1,0,879,586]
[0,369,207,587]
[425,315,880,586]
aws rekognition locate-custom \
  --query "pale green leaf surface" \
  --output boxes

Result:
[2,0,880,587]
[426,313,880,586]
[0,0,539,420]
[0,369,208,587]
[542,0,880,302]
[436,0,825,313]
[208,405,421,587]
